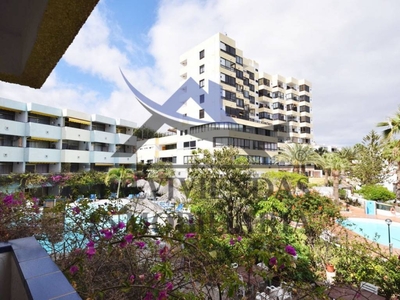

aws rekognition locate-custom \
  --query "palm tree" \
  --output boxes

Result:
[105,166,134,199]
[377,107,400,201]
[324,152,350,202]
[274,143,322,174]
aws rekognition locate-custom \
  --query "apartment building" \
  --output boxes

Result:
[136,33,313,176]
[0,98,137,175]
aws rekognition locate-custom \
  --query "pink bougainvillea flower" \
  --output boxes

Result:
[72,206,80,215]
[129,274,135,284]
[285,245,297,256]
[144,221,150,227]
[119,240,127,248]
[157,290,168,300]
[159,245,169,261]
[166,282,173,291]
[237,236,242,242]
[185,233,196,239]
[124,233,134,244]
[134,241,146,249]
[139,274,145,281]
[269,257,277,266]
[69,265,79,275]
[86,247,96,259]
[279,263,285,270]
[100,229,113,240]
[154,272,162,281]
[156,239,161,245]
[87,240,95,248]
[117,221,126,229]
[229,238,235,246]
[144,292,154,300]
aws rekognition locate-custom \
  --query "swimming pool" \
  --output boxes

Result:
[341,218,400,249]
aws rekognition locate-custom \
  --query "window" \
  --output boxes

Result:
[235,69,243,79]
[243,90,249,99]
[249,95,255,104]
[236,56,243,65]
[300,116,311,123]
[299,95,310,102]
[299,105,310,113]
[258,78,270,86]
[199,109,205,119]
[199,79,205,88]
[247,71,254,80]
[259,89,271,98]
[183,141,196,149]
[199,64,205,74]
[220,57,235,70]
[300,127,311,134]
[222,90,236,101]
[220,73,236,86]
[249,84,255,92]
[236,98,244,107]
[220,42,236,56]
[243,78,249,86]
[299,84,310,92]
[199,50,205,59]
[200,94,205,103]
[184,156,193,164]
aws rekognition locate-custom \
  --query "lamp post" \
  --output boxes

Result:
[385,218,393,256]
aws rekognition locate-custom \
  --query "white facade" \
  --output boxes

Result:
[0,97,137,174]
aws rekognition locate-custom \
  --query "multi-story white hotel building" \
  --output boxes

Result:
[136,33,313,177]
[0,98,137,175]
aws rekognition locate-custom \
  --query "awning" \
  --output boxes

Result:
[26,162,53,164]
[68,117,90,125]
[29,110,58,117]
[28,136,59,142]
[0,106,21,112]
[95,163,114,166]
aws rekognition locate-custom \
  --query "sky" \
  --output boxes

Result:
[1,0,400,147]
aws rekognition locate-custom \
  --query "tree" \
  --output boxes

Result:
[351,131,389,185]
[104,166,134,198]
[274,143,321,174]
[188,147,258,234]
[377,107,400,201]
[323,153,349,202]
[146,161,175,186]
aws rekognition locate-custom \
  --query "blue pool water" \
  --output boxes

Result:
[341,218,400,249]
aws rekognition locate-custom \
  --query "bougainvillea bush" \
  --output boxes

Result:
[0,192,41,241]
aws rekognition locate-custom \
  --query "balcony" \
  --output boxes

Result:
[0,146,24,162]
[61,149,90,163]
[25,148,60,163]
[26,123,61,141]
[91,130,115,143]
[62,127,90,141]
[0,119,25,136]
[115,133,137,146]
[91,151,115,165]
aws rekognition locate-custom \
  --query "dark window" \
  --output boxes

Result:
[199,79,205,88]
[249,84,255,92]
[236,69,243,79]
[200,94,205,103]
[243,78,249,86]
[220,73,236,87]
[222,90,236,101]
[220,42,236,56]
[301,127,311,134]
[299,95,310,102]
[0,109,16,121]
[299,84,310,92]
[299,106,310,113]
[236,99,244,108]
[199,64,205,74]
[247,71,254,80]
[300,116,311,123]
[236,56,243,65]
[199,50,205,59]
[259,89,271,98]
[183,141,196,149]
[258,78,270,86]
[199,109,205,119]
[249,96,255,104]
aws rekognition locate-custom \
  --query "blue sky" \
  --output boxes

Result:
[1,0,400,147]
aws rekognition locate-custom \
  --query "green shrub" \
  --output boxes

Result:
[357,185,395,201]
